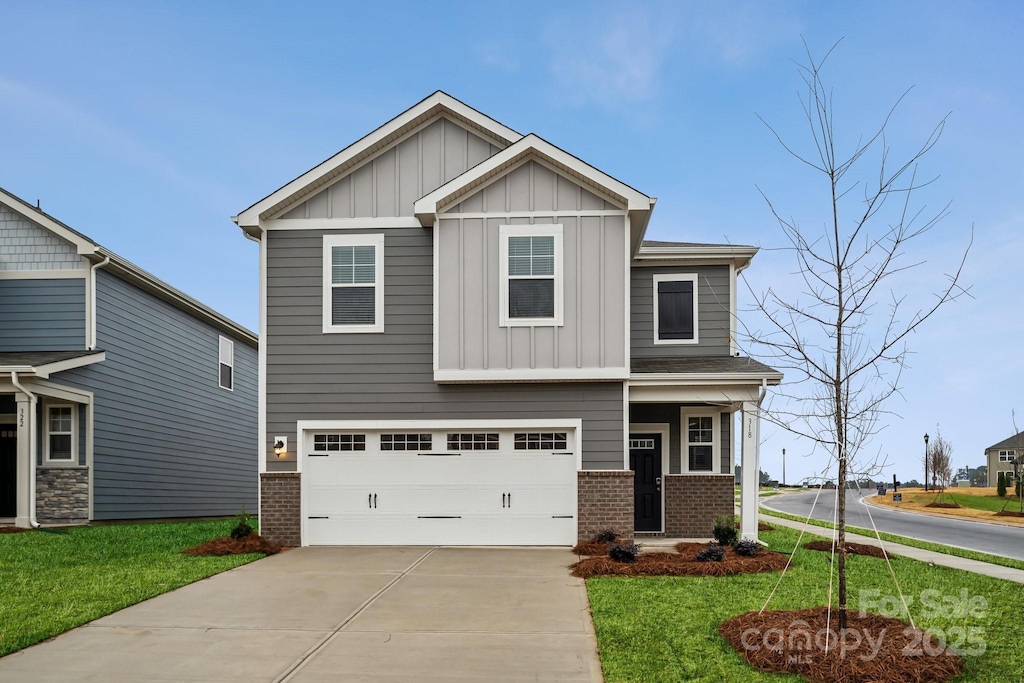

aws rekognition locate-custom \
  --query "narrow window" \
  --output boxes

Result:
[323,234,384,333]
[499,225,563,326]
[686,415,715,472]
[654,274,698,344]
[218,335,234,390]
[45,405,75,463]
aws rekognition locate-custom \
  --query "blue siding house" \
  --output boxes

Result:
[0,187,257,527]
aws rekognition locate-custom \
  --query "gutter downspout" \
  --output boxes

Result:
[11,372,40,529]
[88,256,111,350]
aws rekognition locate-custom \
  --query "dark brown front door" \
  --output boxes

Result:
[0,428,16,518]
[629,434,662,532]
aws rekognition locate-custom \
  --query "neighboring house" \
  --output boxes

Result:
[984,431,1023,487]
[0,188,258,527]
[232,92,781,547]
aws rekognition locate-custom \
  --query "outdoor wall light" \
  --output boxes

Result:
[274,436,287,457]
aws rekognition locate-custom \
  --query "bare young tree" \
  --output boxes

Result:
[928,430,954,494]
[744,41,970,629]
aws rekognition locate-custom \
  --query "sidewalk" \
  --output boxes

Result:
[759,512,1024,585]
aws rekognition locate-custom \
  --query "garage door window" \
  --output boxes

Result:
[447,433,500,450]
[313,434,366,452]
[514,432,568,450]
[381,434,432,451]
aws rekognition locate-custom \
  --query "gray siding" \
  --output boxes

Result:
[630,264,731,357]
[0,278,85,351]
[446,160,618,213]
[630,403,732,474]
[279,117,501,219]
[266,227,624,471]
[0,206,85,271]
[59,269,257,519]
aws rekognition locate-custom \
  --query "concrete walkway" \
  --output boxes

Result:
[760,512,1024,584]
[0,547,603,682]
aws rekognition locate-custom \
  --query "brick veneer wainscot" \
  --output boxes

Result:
[664,474,734,538]
[577,470,634,542]
[35,467,89,524]
[260,472,301,546]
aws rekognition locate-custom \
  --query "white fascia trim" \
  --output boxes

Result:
[0,269,88,280]
[321,233,385,334]
[498,224,564,328]
[265,217,423,231]
[628,372,783,385]
[652,273,699,346]
[0,189,98,256]
[235,92,522,227]
[0,352,107,379]
[414,134,653,224]
[434,367,629,383]
[634,245,758,260]
[628,384,759,405]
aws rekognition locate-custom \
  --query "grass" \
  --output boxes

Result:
[0,520,264,657]
[759,508,1024,573]
[587,526,1023,682]
[882,489,1024,514]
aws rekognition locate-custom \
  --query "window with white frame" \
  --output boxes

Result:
[218,336,234,390]
[45,404,75,463]
[323,234,384,333]
[499,224,563,326]
[999,450,1017,462]
[682,410,719,473]
[654,273,698,344]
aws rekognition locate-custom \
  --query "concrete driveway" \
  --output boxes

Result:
[0,547,602,682]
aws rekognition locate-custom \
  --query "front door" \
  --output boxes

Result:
[629,434,662,532]
[0,428,16,518]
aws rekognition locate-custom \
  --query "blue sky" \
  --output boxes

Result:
[2,1,1021,483]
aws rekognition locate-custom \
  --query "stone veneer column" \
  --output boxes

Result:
[260,472,301,546]
[35,468,89,524]
[577,470,634,542]
[663,474,734,539]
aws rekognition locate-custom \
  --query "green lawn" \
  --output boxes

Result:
[588,527,1022,682]
[761,507,1024,573]
[0,520,265,657]
[937,492,1023,514]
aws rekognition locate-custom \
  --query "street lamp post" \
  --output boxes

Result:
[782,448,786,488]
[924,433,930,492]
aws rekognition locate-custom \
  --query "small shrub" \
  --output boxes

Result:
[713,515,739,546]
[695,544,726,562]
[594,529,619,544]
[608,542,641,564]
[230,506,253,540]
[997,472,1007,498]
[733,539,761,557]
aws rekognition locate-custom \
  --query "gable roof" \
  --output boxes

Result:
[0,187,257,347]
[233,91,523,232]
[987,431,1024,451]
[634,239,759,269]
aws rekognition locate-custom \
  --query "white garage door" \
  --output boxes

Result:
[301,424,578,546]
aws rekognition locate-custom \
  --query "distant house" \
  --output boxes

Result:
[1,188,258,527]
[985,431,1023,487]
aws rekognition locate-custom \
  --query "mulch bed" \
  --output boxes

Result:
[925,502,960,509]
[571,540,614,556]
[0,526,32,534]
[570,544,789,578]
[803,540,888,559]
[719,607,964,683]
[995,510,1024,518]
[736,522,777,532]
[182,533,282,556]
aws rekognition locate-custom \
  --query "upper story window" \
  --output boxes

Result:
[45,404,76,464]
[218,336,234,390]
[999,450,1017,462]
[323,234,384,334]
[499,224,563,327]
[654,273,698,345]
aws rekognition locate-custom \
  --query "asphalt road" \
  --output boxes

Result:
[760,490,1024,561]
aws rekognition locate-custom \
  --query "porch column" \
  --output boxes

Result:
[14,392,34,528]
[740,401,761,542]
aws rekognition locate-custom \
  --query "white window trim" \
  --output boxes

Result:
[44,403,77,465]
[999,450,1017,462]
[680,407,721,474]
[218,335,234,391]
[653,273,699,345]
[498,224,564,327]
[322,233,385,334]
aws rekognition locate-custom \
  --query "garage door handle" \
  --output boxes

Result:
[368,493,372,509]
[374,493,377,509]
[508,492,511,507]
[502,493,506,508]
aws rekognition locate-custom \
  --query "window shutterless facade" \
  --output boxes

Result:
[1000,450,1017,462]
[653,273,698,344]
[322,233,384,333]
[218,335,234,390]
[44,404,76,463]
[681,409,721,473]
[499,224,563,327]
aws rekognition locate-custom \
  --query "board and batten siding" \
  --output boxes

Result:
[0,278,86,351]
[630,403,733,475]
[437,160,627,375]
[59,269,257,519]
[279,117,501,220]
[265,227,624,472]
[631,264,732,357]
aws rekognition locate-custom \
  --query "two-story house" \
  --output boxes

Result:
[985,431,1022,488]
[1,188,257,528]
[233,92,780,547]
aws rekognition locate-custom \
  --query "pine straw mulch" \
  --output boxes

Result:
[571,540,614,556]
[0,526,33,534]
[736,521,777,532]
[925,501,961,509]
[803,540,888,559]
[995,509,1024,517]
[719,607,965,683]
[570,543,789,578]
[182,533,282,556]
